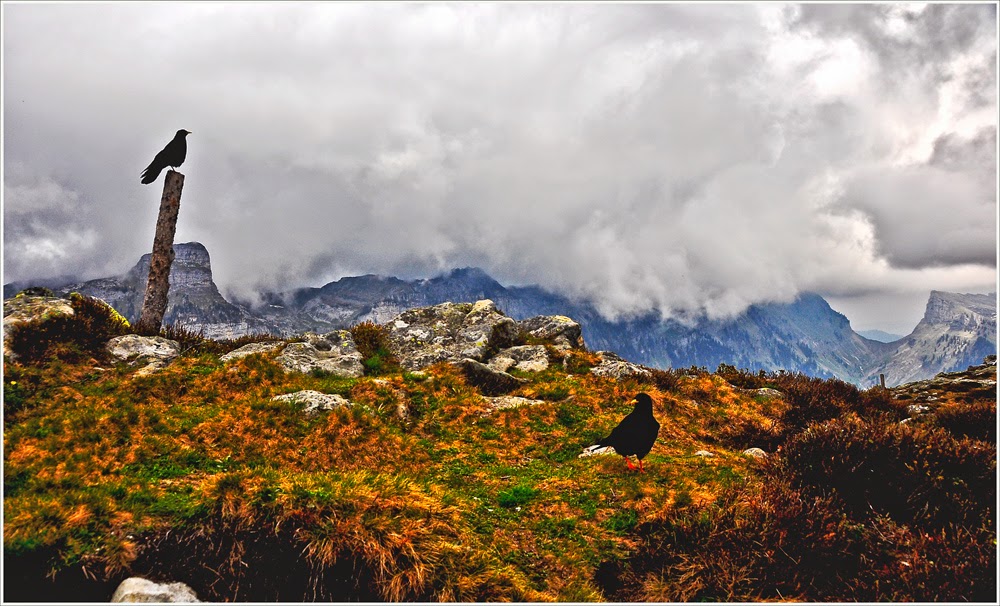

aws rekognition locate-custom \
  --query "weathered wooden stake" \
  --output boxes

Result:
[879,373,886,389]
[136,170,185,335]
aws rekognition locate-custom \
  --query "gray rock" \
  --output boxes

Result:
[590,351,651,379]
[272,390,353,415]
[219,341,285,362]
[694,450,715,458]
[275,330,364,377]
[386,299,519,371]
[2,295,76,360]
[488,345,550,373]
[906,404,932,416]
[482,395,547,413]
[110,577,200,602]
[107,335,181,375]
[460,358,527,396]
[518,315,584,351]
[742,447,768,459]
[578,445,615,457]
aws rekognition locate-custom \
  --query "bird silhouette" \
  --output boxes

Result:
[582,393,660,471]
[140,129,190,184]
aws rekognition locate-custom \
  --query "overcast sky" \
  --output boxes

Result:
[3,2,997,334]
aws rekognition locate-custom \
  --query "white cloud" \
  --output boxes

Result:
[3,3,995,331]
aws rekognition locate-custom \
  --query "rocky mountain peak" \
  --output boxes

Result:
[126,242,214,291]
[922,291,996,328]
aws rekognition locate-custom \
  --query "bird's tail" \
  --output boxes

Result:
[579,443,615,458]
[140,165,161,185]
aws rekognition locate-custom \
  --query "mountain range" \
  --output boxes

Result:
[4,242,995,387]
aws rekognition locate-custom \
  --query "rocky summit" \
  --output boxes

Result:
[58,242,273,340]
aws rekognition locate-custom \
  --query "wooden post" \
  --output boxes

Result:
[136,170,184,335]
[879,373,886,389]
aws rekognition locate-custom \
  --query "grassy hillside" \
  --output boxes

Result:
[3,295,996,602]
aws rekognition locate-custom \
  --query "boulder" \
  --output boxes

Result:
[2,294,75,360]
[694,450,715,458]
[590,351,651,379]
[107,335,181,362]
[460,358,527,396]
[219,341,285,362]
[272,390,353,415]
[110,577,200,602]
[275,331,364,377]
[106,335,181,375]
[742,447,768,459]
[518,315,584,351]
[488,345,550,373]
[386,300,519,371]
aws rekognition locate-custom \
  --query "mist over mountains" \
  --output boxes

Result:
[5,242,995,387]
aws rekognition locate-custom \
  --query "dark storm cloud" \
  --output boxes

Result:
[3,3,996,329]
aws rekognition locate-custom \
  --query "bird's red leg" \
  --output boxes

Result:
[638,459,645,473]
[625,457,637,470]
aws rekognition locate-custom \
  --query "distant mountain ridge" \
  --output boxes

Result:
[858,329,905,343]
[4,242,995,386]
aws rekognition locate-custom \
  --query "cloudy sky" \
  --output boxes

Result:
[3,2,997,334]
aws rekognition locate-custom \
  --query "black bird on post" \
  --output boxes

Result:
[582,393,660,472]
[140,129,190,184]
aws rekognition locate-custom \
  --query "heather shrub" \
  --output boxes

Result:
[350,321,400,376]
[933,400,997,443]
[769,373,860,435]
[647,367,683,392]
[715,363,769,389]
[781,414,995,529]
[604,478,873,602]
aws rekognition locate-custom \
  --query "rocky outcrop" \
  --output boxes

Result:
[272,390,353,415]
[460,358,527,396]
[891,355,997,405]
[275,331,364,377]
[590,351,652,379]
[110,577,200,602]
[488,345,550,373]
[385,300,520,370]
[2,294,75,360]
[517,315,583,351]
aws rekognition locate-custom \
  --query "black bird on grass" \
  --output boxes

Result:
[582,393,660,472]
[140,129,190,184]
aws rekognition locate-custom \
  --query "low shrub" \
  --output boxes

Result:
[350,321,401,376]
[781,414,995,529]
[933,400,997,443]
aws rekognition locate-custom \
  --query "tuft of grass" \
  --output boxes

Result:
[497,485,540,509]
